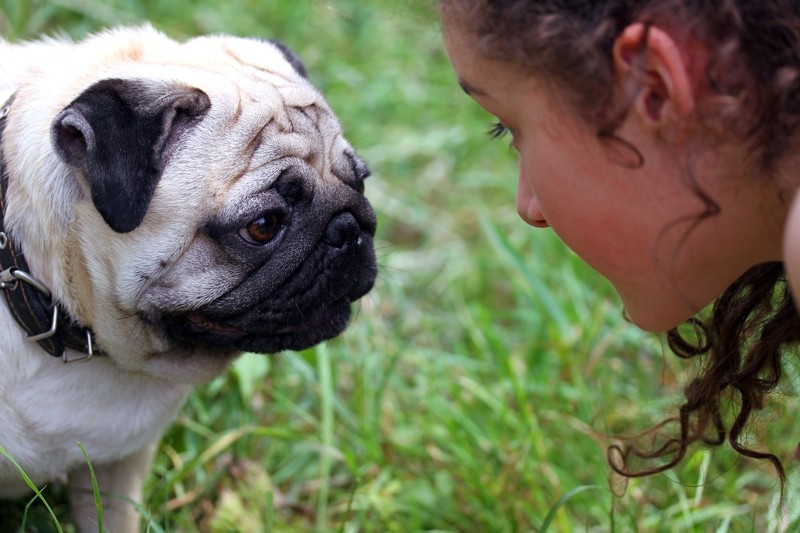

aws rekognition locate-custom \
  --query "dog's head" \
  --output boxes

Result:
[5,27,376,380]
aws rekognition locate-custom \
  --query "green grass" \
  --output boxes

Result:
[3,0,800,531]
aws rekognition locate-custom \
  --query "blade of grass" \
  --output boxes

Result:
[0,445,64,533]
[479,212,573,340]
[317,343,335,530]
[540,485,605,532]
[694,450,712,507]
[77,442,103,532]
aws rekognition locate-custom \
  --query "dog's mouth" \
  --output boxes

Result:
[186,313,248,338]
[163,298,355,353]
[184,310,338,337]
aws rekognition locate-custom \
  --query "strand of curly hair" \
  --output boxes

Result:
[609,262,799,496]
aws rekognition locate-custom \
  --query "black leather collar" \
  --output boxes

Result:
[0,94,102,362]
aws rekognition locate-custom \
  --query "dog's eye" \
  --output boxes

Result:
[347,153,369,195]
[239,212,283,245]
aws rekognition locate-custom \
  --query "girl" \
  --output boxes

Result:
[439,0,800,490]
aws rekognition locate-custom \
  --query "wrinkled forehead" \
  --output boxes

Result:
[146,36,353,196]
[175,35,329,121]
[161,35,344,156]
[94,33,327,127]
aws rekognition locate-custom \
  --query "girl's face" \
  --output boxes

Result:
[443,23,786,332]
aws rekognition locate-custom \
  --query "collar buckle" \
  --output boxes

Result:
[0,92,103,361]
[0,266,52,297]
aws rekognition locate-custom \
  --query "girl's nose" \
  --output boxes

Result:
[516,173,549,228]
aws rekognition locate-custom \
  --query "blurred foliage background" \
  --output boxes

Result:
[2,1,800,531]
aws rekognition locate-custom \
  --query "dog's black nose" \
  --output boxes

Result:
[324,212,362,248]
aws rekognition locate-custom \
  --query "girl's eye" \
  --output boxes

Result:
[488,121,509,139]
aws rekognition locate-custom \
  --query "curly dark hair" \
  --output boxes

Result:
[440,0,800,493]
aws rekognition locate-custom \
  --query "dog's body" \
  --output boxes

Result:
[0,26,375,531]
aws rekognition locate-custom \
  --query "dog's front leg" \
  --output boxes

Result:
[68,444,156,533]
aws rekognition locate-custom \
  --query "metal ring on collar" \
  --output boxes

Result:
[27,305,58,342]
[63,331,95,364]
[0,267,52,297]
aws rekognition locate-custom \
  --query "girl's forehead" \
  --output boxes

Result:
[445,35,539,98]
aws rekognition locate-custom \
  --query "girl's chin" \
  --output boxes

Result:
[617,292,699,334]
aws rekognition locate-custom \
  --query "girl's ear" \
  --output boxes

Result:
[613,23,695,128]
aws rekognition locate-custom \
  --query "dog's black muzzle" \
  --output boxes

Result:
[162,200,377,354]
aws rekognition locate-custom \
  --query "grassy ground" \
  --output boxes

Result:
[2,0,800,531]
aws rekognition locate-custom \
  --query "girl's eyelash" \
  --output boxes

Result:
[488,121,509,139]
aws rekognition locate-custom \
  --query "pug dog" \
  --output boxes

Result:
[0,25,376,532]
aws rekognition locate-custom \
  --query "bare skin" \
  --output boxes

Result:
[443,20,792,332]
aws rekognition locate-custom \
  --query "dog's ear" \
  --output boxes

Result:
[265,39,308,79]
[51,78,210,233]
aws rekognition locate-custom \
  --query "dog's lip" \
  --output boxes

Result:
[186,312,248,338]
[181,300,351,338]
[159,299,355,353]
